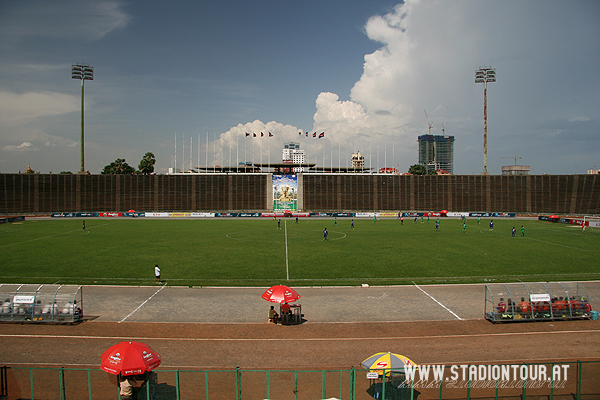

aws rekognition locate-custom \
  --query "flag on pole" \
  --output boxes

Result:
[253,133,256,137]
[261,132,264,137]
[313,132,317,137]
[318,132,325,138]
[245,132,250,137]
[269,132,273,137]
[305,132,309,137]
[298,132,302,136]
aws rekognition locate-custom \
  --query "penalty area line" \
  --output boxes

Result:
[413,282,463,320]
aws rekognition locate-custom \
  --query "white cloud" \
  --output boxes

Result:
[0,91,79,123]
[2,142,39,152]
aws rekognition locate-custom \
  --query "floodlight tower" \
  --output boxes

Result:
[72,63,94,174]
[475,66,496,174]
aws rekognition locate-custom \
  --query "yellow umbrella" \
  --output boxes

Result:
[361,352,418,376]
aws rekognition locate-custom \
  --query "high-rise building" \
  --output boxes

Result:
[282,142,305,172]
[351,151,365,170]
[418,135,455,174]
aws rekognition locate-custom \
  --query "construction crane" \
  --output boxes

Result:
[424,110,433,135]
[441,106,448,136]
[502,156,522,166]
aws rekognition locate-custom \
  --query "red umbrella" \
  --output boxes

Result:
[549,215,559,219]
[100,341,161,376]
[262,285,301,304]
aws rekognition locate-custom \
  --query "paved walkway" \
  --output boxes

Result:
[84,281,600,324]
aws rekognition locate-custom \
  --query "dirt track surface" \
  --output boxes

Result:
[2,319,599,370]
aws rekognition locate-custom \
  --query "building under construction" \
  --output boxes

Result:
[418,134,455,174]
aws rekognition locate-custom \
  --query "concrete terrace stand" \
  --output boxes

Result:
[0,284,82,323]
[485,282,591,323]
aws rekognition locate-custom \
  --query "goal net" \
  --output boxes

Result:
[582,216,600,231]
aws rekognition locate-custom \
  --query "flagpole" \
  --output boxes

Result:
[205,133,208,173]
[197,133,200,171]
[174,132,177,173]
[190,135,192,172]
[182,133,185,173]
[213,132,216,173]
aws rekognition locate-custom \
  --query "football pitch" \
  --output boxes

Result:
[0,217,598,287]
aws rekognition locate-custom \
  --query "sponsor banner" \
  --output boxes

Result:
[310,213,333,217]
[13,295,35,304]
[424,212,442,217]
[262,213,310,218]
[355,213,372,218]
[447,212,469,217]
[76,212,96,217]
[0,216,26,224]
[332,213,355,217]
[530,293,551,302]
[236,213,260,217]
[99,212,122,217]
[190,213,214,217]
[52,213,76,218]
[145,212,170,217]
[123,212,144,218]
[379,212,398,218]
[402,212,420,217]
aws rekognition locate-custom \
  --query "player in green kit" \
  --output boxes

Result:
[477,217,481,225]
[462,222,467,233]
[521,225,525,237]
[333,217,337,227]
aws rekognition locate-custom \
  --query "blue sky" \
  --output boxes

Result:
[1,0,599,175]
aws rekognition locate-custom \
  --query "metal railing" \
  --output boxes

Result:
[2,361,599,400]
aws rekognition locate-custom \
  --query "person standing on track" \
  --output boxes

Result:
[155,264,161,283]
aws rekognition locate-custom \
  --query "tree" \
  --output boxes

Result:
[138,152,156,175]
[408,164,427,175]
[101,158,135,174]
[428,170,438,175]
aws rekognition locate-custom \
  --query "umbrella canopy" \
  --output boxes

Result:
[361,352,417,376]
[100,341,161,376]
[549,215,559,219]
[262,285,301,304]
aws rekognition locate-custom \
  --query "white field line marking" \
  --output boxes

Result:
[285,220,290,280]
[413,282,463,320]
[2,329,598,342]
[522,236,600,251]
[119,282,167,323]
[0,224,109,248]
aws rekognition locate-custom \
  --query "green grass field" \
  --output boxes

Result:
[0,217,598,286]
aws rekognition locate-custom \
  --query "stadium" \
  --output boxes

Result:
[1,172,599,399]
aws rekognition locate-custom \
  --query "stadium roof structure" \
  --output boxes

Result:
[188,163,374,174]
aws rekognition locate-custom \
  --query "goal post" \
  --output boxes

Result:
[582,216,600,231]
